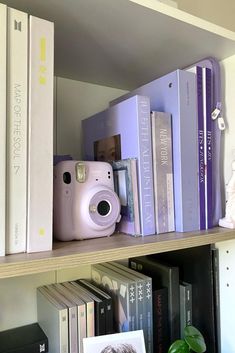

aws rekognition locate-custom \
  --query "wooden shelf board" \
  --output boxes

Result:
[0,227,235,279]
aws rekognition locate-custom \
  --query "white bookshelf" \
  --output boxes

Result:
[1,1,235,352]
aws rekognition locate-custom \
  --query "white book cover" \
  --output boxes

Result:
[0,4,7,257]
[69,281,95,338]
[27,16,54,252]
[46,284,78,353]
[37,287,69,353]
[59,283,87,353]
[6,8,28,254]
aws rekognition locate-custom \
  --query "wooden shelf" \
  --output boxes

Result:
[0,227,234,279]
[2,0,235,89]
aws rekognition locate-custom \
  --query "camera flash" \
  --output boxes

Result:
[76,162,86,183]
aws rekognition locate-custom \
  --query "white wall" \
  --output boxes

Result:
[55,78,127,159]
[221,55,235,191]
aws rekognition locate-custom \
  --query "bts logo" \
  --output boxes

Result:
[39,344,46,352]
[14,20,22,31]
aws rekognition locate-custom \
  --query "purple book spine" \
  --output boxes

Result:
[204,67,213,229]
[196,67,206,230]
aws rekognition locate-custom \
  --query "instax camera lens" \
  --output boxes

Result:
[97,200,110,216]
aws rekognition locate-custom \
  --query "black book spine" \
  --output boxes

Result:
[77,279,114,334]
[153,287,169,353]
[75,280,106,336]
[94,300,106,336]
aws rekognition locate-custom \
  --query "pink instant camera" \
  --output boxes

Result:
[53,160,121,241]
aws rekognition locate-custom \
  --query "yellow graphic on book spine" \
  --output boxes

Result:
[39,37,46,85]
[39,228,45,236]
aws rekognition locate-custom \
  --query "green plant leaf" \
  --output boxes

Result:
[168,339,190,353]
[184,325,206,353]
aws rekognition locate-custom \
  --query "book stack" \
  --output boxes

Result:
[82,64,215,236]
[91,261,153,353]
[129,255,193,353]
[82,94,175,236]
[82,61,217,236]
[0,4,54,256]
[108,69,199,233]
[36,260,193,353]
[37,280,114,353]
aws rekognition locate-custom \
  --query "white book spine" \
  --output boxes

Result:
[0,4,7,257]
[37,288,69,353]
[27,16,54,252]
[151,111,175,233]
[6,8,28,254]
[78,303,86,353]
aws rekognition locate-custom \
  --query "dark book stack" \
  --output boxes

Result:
[129,256,176,353]
[0,323,48,353]
[91,261,153,353]
[149,245,217,353]
[77,278,114,335]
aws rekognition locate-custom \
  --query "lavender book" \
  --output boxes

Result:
[111,69,199,233]
[82,95,155,236]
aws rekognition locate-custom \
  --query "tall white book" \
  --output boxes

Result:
[0,4,7,257]
[6,7,28,254]
[27,16,54,252]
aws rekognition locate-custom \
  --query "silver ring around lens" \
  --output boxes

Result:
[89,189,120,227]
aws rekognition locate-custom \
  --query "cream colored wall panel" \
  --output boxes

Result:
[56,265,91,283]
[216,239,235,353]
[221,55,235,190]
[0,271,55,331]
[56,78,127,159]
[177,0,235,31]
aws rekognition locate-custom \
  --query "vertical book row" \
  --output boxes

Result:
[82,63,215,236]
[0,4,54,256]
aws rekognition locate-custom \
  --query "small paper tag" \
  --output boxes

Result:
[218,116,225,130]
[211,108,221,120]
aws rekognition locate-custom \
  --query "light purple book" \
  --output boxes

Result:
[187,66,206,230]
[203,67,213,229]
[197,67,206,230]
[111,69,199,232]
[82,95,155,236]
